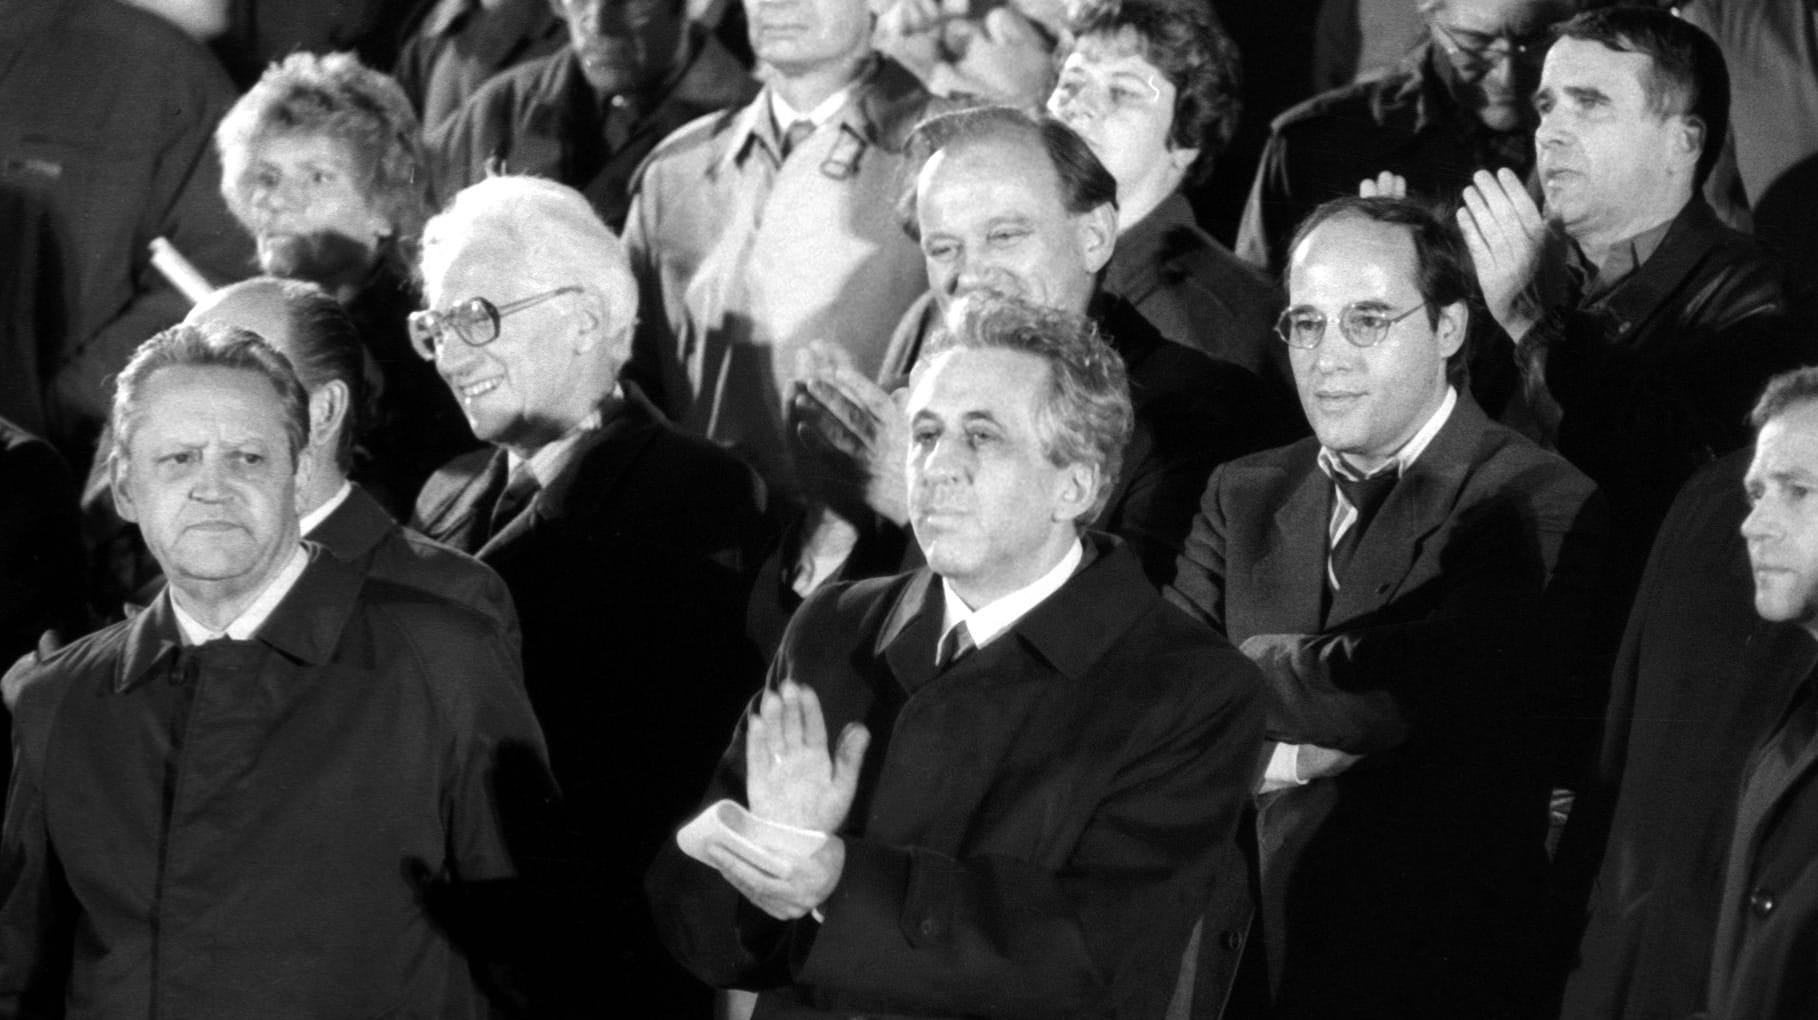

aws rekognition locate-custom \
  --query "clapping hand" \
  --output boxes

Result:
[1458,168,1550,342]
[793,342,911,527]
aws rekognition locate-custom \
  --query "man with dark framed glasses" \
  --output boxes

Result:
[407,285,584,358]
[409,175,766,1016]
[1169,194,1606,1018]
[1236,0,1576,278]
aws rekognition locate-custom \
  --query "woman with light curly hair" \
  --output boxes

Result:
[215,51,475,513]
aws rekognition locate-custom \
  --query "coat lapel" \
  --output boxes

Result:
[1733,626,1818,866]
[417,448,507,555]
[1254,461,1331,634]
[1326,397,1486,627]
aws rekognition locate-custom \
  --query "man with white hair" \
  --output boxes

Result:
[410,175,766,1015]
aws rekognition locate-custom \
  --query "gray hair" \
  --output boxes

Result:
[915,293,1133,520]
[111,322,311,468]
[420,175,639,360]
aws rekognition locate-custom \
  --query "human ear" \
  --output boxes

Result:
[1075,203,1118,275]
[111,450,139,524]
[309,382,349,453]
[1435,300,1469,361]
[1054,460,1100,524]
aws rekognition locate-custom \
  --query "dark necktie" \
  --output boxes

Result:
[779,118,815,162]
[490,463,540,538]
[1328,471,1400,590]
[936,621,975,671]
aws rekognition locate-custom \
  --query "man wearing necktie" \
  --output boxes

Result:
[1167,194,1607,1018]
[649,293,1264,1018]
[410,175,766,1015]
[0,322,550,1017]
[1705,366,1818,1019]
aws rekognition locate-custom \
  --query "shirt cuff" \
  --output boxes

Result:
[1258,741,1309,793]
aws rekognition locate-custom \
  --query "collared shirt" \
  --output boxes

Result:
[170,545,310,644]
[298,481,354,537]
[509,401,610,489]
[1316,385,1458,555]
[769,77,860,133]
[1266,387,1457,791]
[1574,215,1676,303]
[936,538,1084,662]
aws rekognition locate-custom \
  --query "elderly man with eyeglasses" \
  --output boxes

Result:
[1166,194,1606,1019]
[409,175,767,1017]
[1234,0,1576,279]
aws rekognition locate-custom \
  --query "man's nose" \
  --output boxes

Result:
[1742,499,1777,545]
[188,457,233,500]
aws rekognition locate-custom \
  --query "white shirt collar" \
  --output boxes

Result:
[769,79,857,132]
[1316,386,1457,480]
[938,538,1084,657]
[170,544,311,645]
[298,481,353,537]
[508,404,607,489]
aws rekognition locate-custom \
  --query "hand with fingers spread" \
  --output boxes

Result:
[792,341,912,526]
[1457,167,1550,343]
[745,678,871,834]
[1358,171,1407,199]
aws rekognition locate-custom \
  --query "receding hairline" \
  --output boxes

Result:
[917,131,1070,211]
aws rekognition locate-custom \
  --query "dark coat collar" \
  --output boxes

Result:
[307,483,396,563]
[873,533,1146,693]
[114,543,364,693]
[1587,197,1737,330]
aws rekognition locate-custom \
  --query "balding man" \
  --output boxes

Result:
[186,277,517,644]
[410,175,766,1014]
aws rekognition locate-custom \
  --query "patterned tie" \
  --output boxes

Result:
[779,118,815,162]
[1328,471,1400,591]
[936,621,975,671]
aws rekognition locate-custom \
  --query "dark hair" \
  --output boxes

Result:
[111,322,311,468]
[1751,367,1818,431]
[1555,5,1729,191]
[216,51,432,275]
[1065,0,1243,183]
[898,105,1118,241]
[1284,195,1477,381]
[273,279,368,473]
[914,293,1133,520]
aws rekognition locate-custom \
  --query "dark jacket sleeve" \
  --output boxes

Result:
[1248,468,1607,755]
[794,656,1261,1017]
[0,659,78,1019]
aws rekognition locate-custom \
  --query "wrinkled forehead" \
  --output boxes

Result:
[917,134,1068,223]
[127,366,292,446]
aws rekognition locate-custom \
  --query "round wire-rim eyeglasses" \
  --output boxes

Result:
[1275,302,1430,350]
[408,285,584,360]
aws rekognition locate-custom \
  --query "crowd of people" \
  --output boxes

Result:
[1,0,1816,1017]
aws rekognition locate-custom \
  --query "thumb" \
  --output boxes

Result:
[833,722,871,790]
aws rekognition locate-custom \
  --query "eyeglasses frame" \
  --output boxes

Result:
[408,285,585,360]
[1274,301,1431,350]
